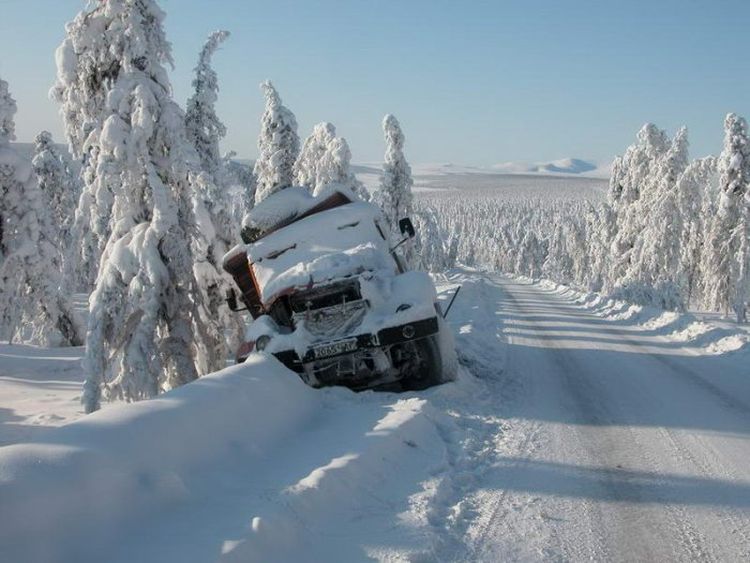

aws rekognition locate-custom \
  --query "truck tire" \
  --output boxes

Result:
[401,334,444,390]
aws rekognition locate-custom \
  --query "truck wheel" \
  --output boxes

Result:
[401,334,444,391]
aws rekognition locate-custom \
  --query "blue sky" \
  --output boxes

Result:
[0,0,748,166]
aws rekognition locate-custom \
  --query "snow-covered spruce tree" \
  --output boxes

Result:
[515,230,545,280]
[412,203,448,272]
[702,113,750,321]
[185,30,230,181]
[52,6,123,289]
[295,121,336,191]
[223,151,257,219]
[606,123,670,294]
[542,218,573,283]
[317,135,369,199]
[374,114,415,263]
[31,131,81,285]
[630,127,690,308]
[253,81,299,204]
[679,156,717,306]
[0,78,83,346]
[376,114,414,228]
[185,30,245,353]
[295,122,369,199]
[583,203,615,292]
[54,0,229,412]
[0,76,17,262]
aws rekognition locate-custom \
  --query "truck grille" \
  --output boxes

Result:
[290,279,367,338]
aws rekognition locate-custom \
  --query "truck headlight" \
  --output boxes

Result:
[255,335,272,351]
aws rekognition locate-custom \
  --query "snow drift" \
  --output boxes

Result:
[0,353,458,563]
[0,356,318,562]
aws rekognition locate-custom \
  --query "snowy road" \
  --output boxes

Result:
[2,271,750,562]
[452,273,750,562]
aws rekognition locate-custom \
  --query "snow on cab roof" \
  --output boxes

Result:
[246,199,395,305]
[242,184,357,235]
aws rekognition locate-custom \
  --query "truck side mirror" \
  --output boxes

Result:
[399,217,416,238]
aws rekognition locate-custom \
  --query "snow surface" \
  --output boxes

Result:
[0,344,86,447]
[2,271,750,562]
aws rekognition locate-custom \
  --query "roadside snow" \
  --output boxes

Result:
[0,294,89,446]
[537,279,750,355]
[0,344,85,446]
[0,277,502,563]
[0,356,320,562]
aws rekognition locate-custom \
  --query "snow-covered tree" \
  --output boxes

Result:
[376,114,413,227]
[572,202,608,291]
[295,122,336,190]
[31,131,81,284]
[184,30,245,351]
[607,123,670,293]
[702,113,750,320]
[52,5,128,288]
[223,151,257,219]
[375,114,415,263]
[679,156,717,306]
[294,122,368,200]
[185,30,230,181]
[317,136,368,199]
[54,0,229,412]
[0,78,83,346]
[253,81,299,204]
[543,218,574,282]
[0,76,18,261]
[412,203,448,272]
[516,230,545,279]
[630,126,690,307]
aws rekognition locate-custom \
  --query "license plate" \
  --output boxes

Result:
[313,338,358,359]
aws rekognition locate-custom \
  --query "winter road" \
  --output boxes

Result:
[451,272,750,562]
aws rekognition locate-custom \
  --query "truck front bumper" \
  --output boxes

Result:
[274,316,440,374]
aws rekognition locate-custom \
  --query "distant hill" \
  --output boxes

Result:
[492,158,607,176]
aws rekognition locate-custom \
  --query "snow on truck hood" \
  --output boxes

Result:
[246,200,396,304]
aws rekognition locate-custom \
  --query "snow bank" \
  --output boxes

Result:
[224,396,450,562]
[537,279,750,354]
[0,349,464,563]
[0,356,319,562]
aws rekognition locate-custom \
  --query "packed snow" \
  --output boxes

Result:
[2,271,750,562]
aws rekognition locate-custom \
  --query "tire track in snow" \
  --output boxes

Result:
[510,276,720,563]
[416,274,528,561]
[658,427,750,562]
[453,274,592,563]
[566,288,750,561]
[464,274,750,562]
[482,276,609,563]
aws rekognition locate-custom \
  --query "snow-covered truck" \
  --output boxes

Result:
[222,186,456,391]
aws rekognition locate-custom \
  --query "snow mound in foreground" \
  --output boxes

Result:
[0,356,316,561]
[0,354,459,562]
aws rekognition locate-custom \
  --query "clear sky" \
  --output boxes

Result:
[0,0,748,166]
